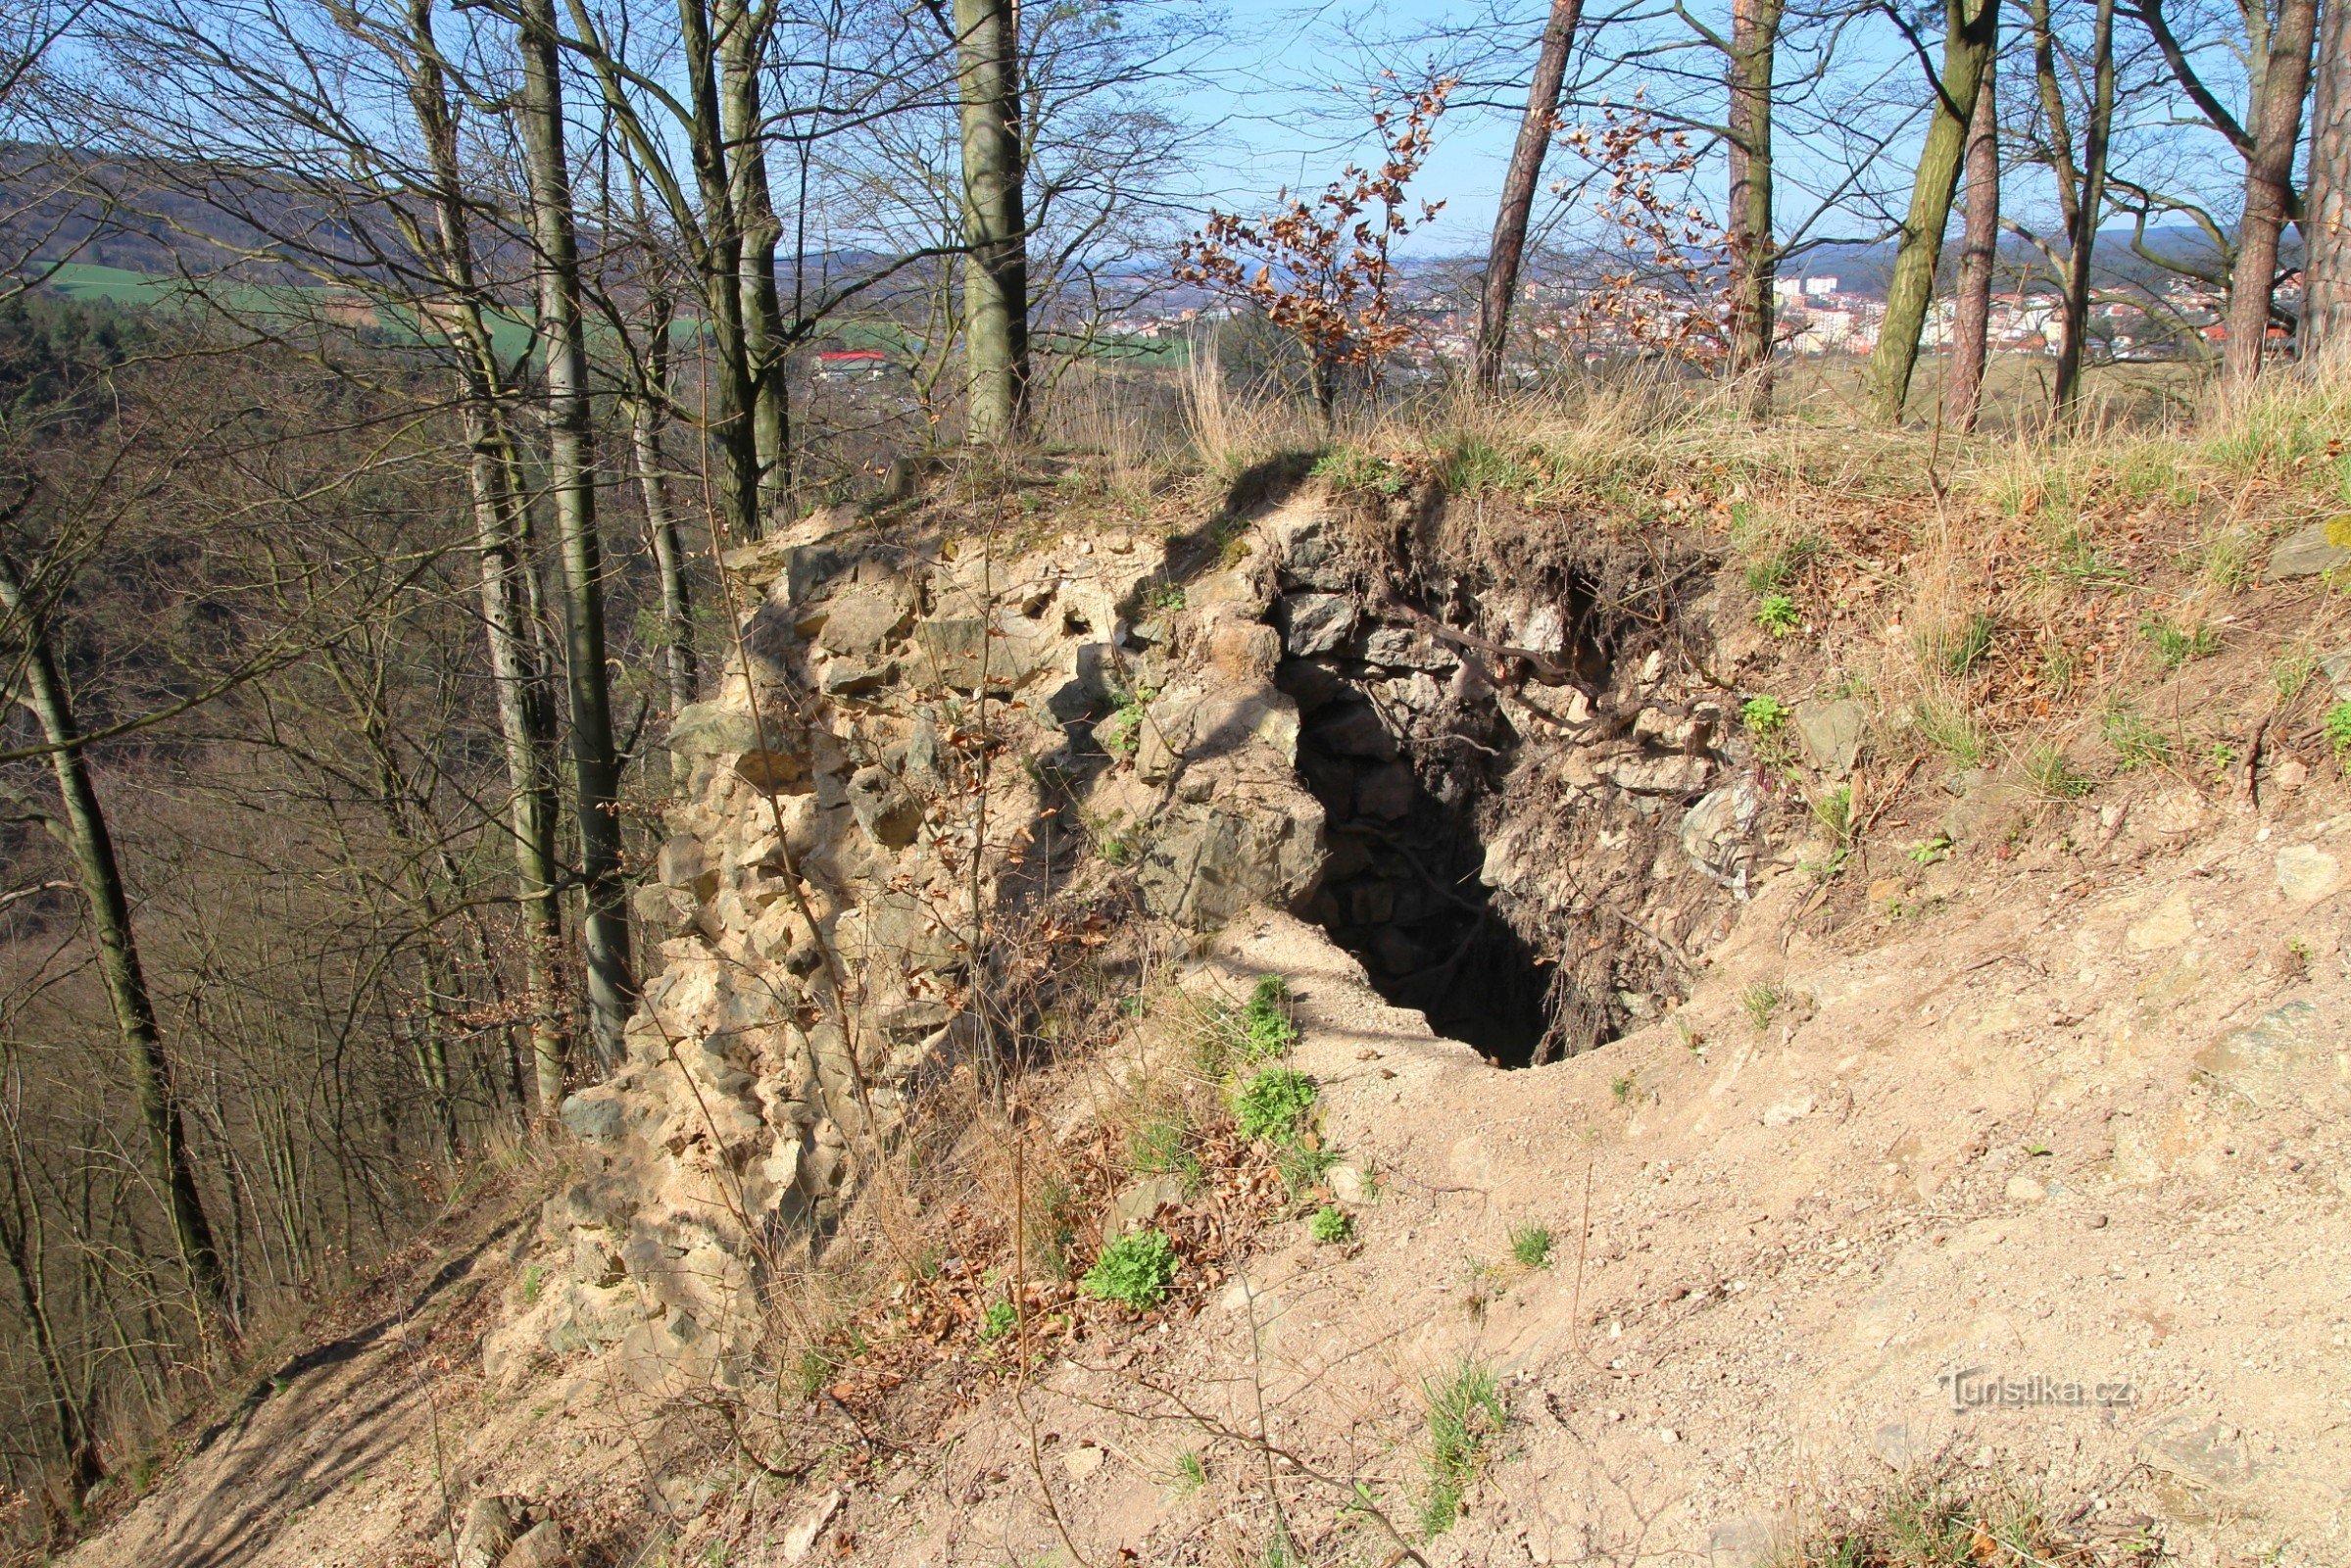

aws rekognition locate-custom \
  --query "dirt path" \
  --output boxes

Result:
[64,1210,521,1568]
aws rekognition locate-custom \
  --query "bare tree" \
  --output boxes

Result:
[2311,0,2350,357]
[1944,48,2000,428]
[947,0,1030,443]
[1473,0,1585,394]
[1870,0,2004,421]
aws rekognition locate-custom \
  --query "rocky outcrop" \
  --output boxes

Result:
[493,500,1329,1386]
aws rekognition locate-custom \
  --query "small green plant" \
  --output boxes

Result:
[1096,688,1155,760]
[1419,1359,1506,1539]
[2327,701,2351,767]
[1740,980,1783,1032]
[1234,1066,1318,1142]
[2039,645,2081,694]
[1755,593,1800,636]
[1082,1227,1178,1311]
[2141,613,2219,670]
[1310,444,1410,496]
[2274,649,2319,700]
[1741,695,1790,736]
[1147,580,1187,612]
[1508,1223,1553,1269]
[2021,742,2093,800]
[520,1263,545,1305]
[1907,832,1954,865]
[1812,783,1854,844]
[1171,1448,1207,1494]
[1128,1109,1193,1175]
[2102,709,2172,770]
[979,1299,1018,1342]
[1441,435,1539,495]
[1915,698,1986,766]
[1309,1204,1354,1244]
[1240,973,1298,1058]
[1609,1071,1637,1103]
[1918,612,1996,676]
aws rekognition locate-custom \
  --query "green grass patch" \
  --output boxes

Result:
[1234,1066,1318,1142]
[2140,614,2218,670]
[1419,1360,1506,1538]
[1309,1204,1354,1244]
[1508,1223,1553,1269]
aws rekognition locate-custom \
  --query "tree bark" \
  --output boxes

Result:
[402,0,570,1116]
[630,395,698,721]
[0,1123,101,1498]
[1870,0,2003,422]
[1473,0,1583,394]
[2224,0,2321,379]
[0,556,227,1321]
[717,0,789,516]
[2043,0,2116,415]
[1726,0,1787,417]
[2310,0,2351,359]
[952,0,1030,444]
[1945,50,2000,429]
[517,0,636,1068]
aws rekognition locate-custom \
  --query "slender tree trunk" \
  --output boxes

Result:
[2225,0,2321,380]
[0,1136,100,1499]
[630,397,698,719]
[1727,0,1787,417]
[1473,0,1583,394]
[0,558,226,1321]
[952,0,1030,444]
[2052,0,2116,415]
[2310,0,2351,360]
[1945,51,2000,429]
[717,0,789,519]
[517,0,635,1068]
[402,0,570,1115]
[1869,0,2003,421]
[671,0,764,541]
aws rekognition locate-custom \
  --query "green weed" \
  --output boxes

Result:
[1740,981,1783,1032]
[1241,973,1298,1058]
[1081,1228,1178,1311]
[1171,1448,1207,1494]
[2141,614,2218,670]
[1741,695,1790,736]
[1915,699,1986,767]
[1441,435,1540,495]
[1234,1067,1318,1142]
[2274,649,2318,700]
[2102,709,2171,770]
[1309,1204,1354,1244]
[2021,742,2094,800]
[1419,1360,1506,1539]
[1918,612,1996,677]
[979,1299,1018,1342]
[1756,593,1800,636]
[1508,1224,1553,1269]
[2326,702,2351,767]
[1311,445,1410,497]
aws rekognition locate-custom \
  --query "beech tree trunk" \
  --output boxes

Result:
[717,0,789,516]
[517,0,635,1067]
[0,556,227,1322]
[1870,0,2002,421]
[2310,0,2351,359]
[1945,51,2000,430]
[2224,0,2321,379]
[1472,0,1584,394]
[952,0,1030,444]
[1727,0,1787,417]
[403,0,569,1115]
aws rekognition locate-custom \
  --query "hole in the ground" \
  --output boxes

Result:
[1285,659,1555,1066]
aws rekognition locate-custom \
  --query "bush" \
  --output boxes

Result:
[1309,1204,1353,1244]
[1082,1228,1178,1310]
[1235,1067,1317,1142]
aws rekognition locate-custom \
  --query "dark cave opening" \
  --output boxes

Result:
[1282,658,1555,1067]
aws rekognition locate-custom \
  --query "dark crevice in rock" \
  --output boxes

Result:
[1284,646,1559,1068]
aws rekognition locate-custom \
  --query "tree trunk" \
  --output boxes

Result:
[0,557,227,1321]
[2034,0,2116,415]
[717,0,788,517]
[630,396,698,720]
[0,1132,101,1499]
[2225,0,2321,380]
[517,0,636,1068]
[1945,50,2000,430]
[1869,0,2003,422]
[2310,0,2351,360]
[1473,0,1584,394]
[1727,0,1787,417]
[403,0,570,1116]
[952,0,1030,444]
